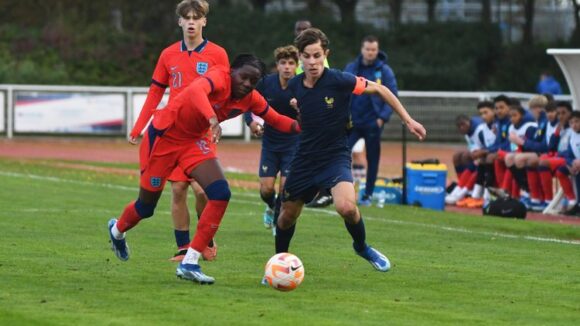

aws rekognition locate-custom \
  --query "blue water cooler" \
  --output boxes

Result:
[405,163,447,210]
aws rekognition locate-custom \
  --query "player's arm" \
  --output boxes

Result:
[129,53,169,144]
[360,78,426,140]
[152,76,220,142]
[251,93,300,134]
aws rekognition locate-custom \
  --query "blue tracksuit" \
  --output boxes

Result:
[522,111,549,153]
[344,51,398,198]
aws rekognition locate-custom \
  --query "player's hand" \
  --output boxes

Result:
[209,117,221,144]
[571,160,580,174]
[406,119,426,141]
[376,119,384,128]
[128,136,139,145]
[509,132,524,146]
[249,121,264,137]
[290,98,299,111]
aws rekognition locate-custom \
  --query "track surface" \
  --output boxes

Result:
[1,137,578,225]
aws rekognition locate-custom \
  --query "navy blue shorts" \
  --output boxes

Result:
[282,156,353,203]
[258,148,295,178]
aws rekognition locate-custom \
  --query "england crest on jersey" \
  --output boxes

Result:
[196,62,209,75]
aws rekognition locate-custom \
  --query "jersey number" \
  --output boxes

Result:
[171,71,182,88]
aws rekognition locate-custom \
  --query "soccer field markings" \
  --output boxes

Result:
[2,171,579,246]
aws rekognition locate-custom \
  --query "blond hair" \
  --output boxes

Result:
[528,95,549,109]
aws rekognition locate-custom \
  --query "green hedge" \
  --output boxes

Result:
[0,4,569,92]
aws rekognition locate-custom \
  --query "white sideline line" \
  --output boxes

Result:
[2,171,579,246]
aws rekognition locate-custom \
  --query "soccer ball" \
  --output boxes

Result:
[264,253,304,291]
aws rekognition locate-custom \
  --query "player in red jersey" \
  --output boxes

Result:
[129,0,229,262]
[108,54,301,284]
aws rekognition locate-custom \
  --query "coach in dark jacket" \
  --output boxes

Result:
[344,35,398,205]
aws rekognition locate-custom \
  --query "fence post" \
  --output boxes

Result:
[126,89,133,140]
[7,86,13,139]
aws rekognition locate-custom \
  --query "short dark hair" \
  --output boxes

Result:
[455,114,470,124]
[509,104,526,116]
[556,101,573,113]
[545,101,557,112]
[477,101,494,110]
[542,93,555,102]
[362,35,379,45]
[294,28,329,53]
[571,111,580,119]
[493,95,512,105]
[231,54,266,78]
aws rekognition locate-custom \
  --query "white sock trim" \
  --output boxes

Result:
[111,223,125,240]
[182,248,201,265]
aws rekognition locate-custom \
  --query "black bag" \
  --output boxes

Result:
[483,198,527,219]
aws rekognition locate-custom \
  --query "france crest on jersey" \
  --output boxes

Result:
[196,62,209,75]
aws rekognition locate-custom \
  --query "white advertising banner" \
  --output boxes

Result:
[0,92,5,133]
[132,93,244,137]
[14,92,125,134]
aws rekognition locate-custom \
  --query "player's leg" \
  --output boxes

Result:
[109,134,175,261]
[538,156,556,202]
[169,178,191,261]
[190,180,217,261]
[361,124,382,206]
[274,158,315,253]
[347,128,365,195]
[518,153,544,210]
[555,165,577,212]
[446,150,474,204]
[176,158,230,284]
[258,148,280,228]
[275,199,305,253]
[272,149,295,236]
[331,181,390,272]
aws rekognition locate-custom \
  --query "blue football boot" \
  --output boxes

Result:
[356,245,391,272]
[108,218,130,261]
[263,207,274,229]
[176,263,215,285]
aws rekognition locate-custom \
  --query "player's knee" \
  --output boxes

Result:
[260,186,275,199]
[335,200,357,219]
[135,198,157,218]
[204,179,231,201]
[172,185,188,203]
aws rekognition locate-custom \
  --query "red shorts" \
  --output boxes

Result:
[139,133,216,192]
[539,155,566,172]
[166,140,217,183]
[497,150,507,160]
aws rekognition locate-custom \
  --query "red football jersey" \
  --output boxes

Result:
[153,67,298,143]
[130,39,229,138]
[152,39,229,101]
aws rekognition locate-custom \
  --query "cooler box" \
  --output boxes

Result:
[358,178,402,205]
[406,163,447,210]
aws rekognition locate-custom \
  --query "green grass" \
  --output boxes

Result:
[0,158,579,325]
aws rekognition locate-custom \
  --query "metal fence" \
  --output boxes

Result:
[0,84,572,143]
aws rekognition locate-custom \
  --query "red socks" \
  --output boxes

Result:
[494,159,506,187]
[526,169,543,201]
[190,200,229,252]
[116,201,142,233]
[539,169,553,201]
[556,170,576,200]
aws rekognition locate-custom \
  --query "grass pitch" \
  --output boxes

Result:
[0,158,579,325]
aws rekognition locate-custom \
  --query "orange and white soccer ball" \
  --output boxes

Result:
[264,253,304,291]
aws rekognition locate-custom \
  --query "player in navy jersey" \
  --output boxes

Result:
[244,45,300,231]
[271,29,425,274]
